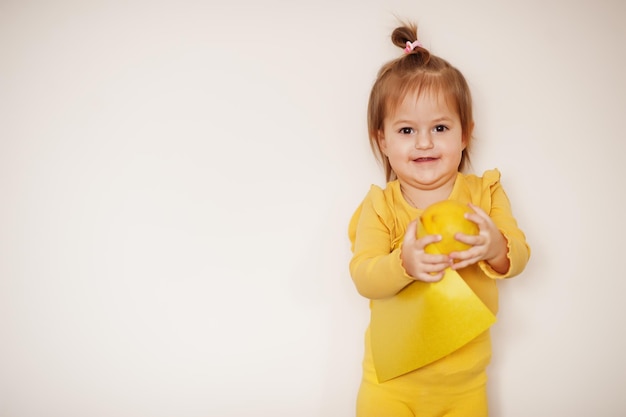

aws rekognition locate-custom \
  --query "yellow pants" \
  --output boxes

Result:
[357,329,491,417]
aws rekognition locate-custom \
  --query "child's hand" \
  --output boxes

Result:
[449,203,510,274]
[401,220,452,282]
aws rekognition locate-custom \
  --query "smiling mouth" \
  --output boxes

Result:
[414,157,437,162]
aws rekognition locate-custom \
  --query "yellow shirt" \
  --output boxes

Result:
[348,169,530,381]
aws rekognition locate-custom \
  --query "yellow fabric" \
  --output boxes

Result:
[370,268,496,382]
[348,170,530,386]
[357,329,492,417]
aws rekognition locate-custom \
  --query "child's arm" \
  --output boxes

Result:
[349,198,414,299]
[449,204,510,273]
[400,220,453,281]
[450,183,530,277]
[349,194,450,300]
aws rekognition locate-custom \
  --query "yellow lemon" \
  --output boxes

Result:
[417,200,479,255]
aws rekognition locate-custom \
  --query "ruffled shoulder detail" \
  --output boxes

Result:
[482,168,500,184]
[368,183,392,215]
[461,168,500,190]
[456,169,501,213]
[348,183,400,249]
[479,169,501,213]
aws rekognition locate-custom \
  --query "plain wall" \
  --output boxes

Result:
[1,0,625,416]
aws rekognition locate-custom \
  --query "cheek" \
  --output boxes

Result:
[446,136,466,153]
[385,142,409,158]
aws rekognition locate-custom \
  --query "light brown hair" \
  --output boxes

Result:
[368,22,474,182]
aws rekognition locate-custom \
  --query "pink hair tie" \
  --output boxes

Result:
[404,40,423,54]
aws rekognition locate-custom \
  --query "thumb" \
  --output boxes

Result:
[404,219,418,244]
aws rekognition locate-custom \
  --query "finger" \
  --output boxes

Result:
[467,203,487,217]
[404,220,418,244]
[464,211,487,228]
[416,270,445,283]
[466,205,494,230]
[424,253,451,265]
[454,239,485,257]
[423,259,453,273]
[454,232,484,246]
[450,257,479,270]
[417,233,443,251]
[449,246,483,267]
[449,246,488,269]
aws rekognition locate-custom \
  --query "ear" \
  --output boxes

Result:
[462,121,475,149]
[377,130,387,155]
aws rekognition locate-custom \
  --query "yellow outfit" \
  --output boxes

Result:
[348,169,530,416]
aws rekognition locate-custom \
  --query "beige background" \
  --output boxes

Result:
[1,0,625,416]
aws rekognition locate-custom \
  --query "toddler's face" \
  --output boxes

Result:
[378,90,465,193]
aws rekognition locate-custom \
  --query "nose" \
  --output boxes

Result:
[415,131,433,150]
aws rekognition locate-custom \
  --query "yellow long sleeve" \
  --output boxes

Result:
[348,169,531,311]
[348,169,531,381]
